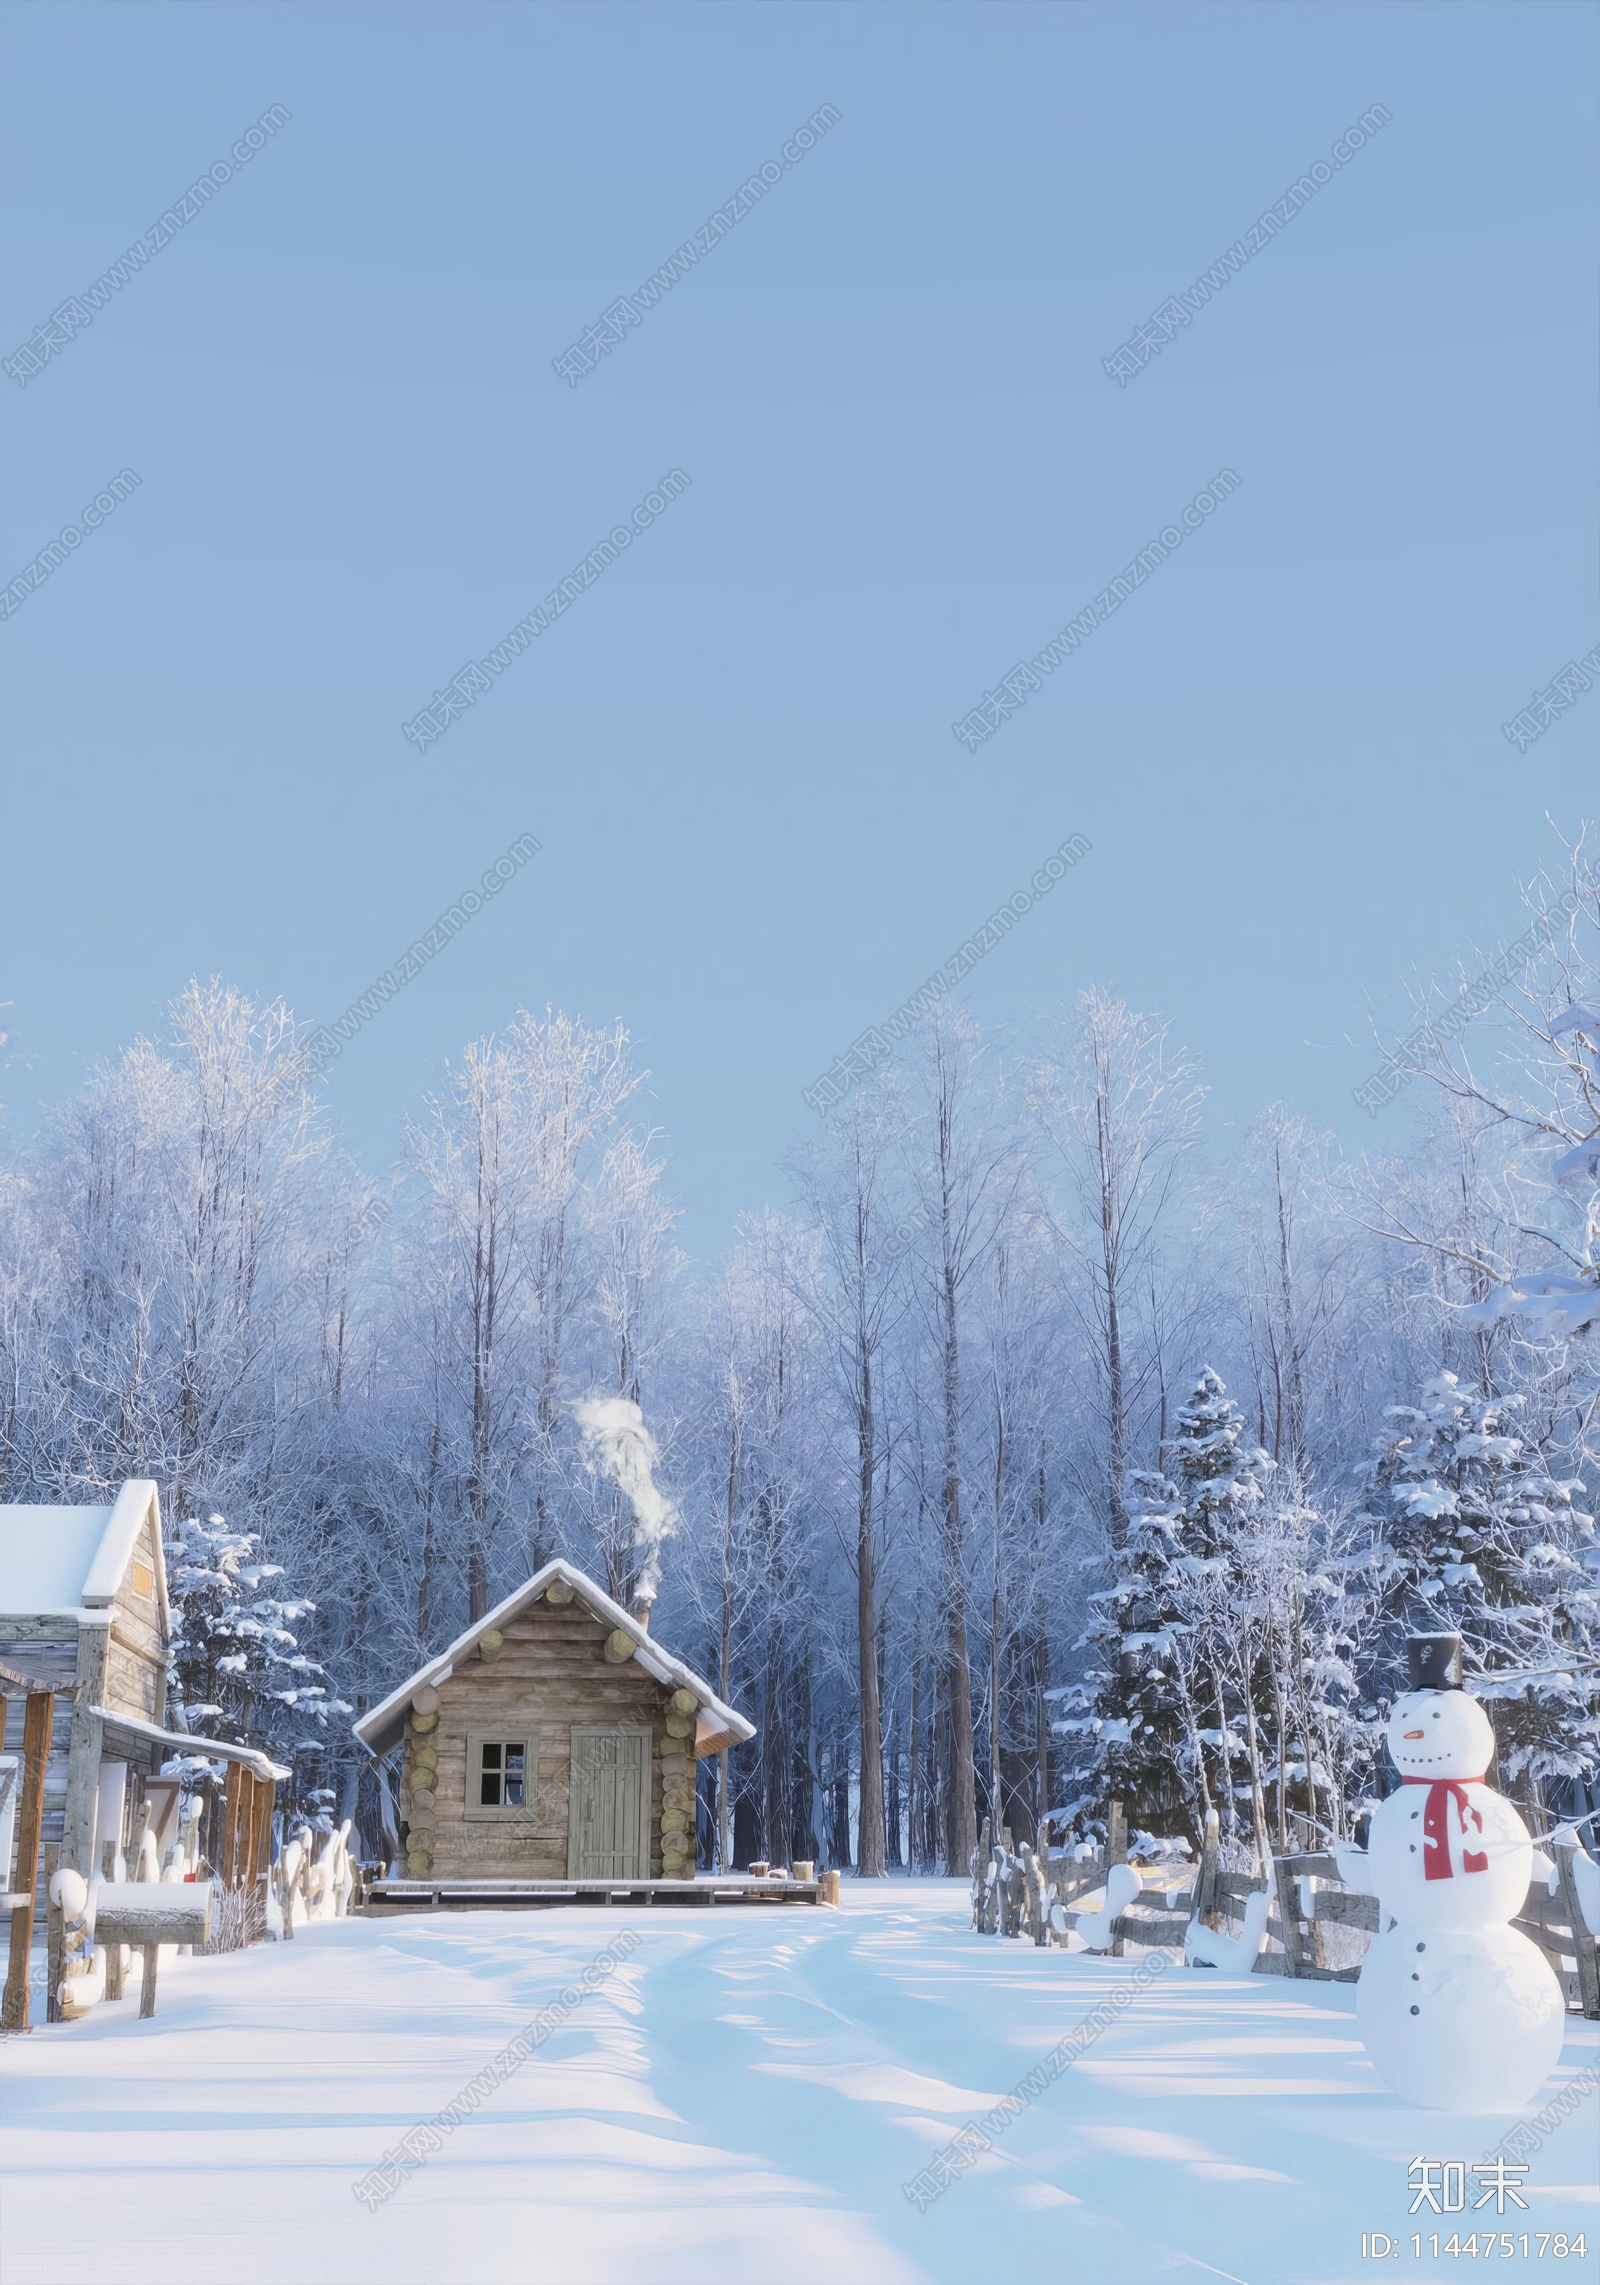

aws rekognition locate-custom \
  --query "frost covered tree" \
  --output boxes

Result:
[680,1210,822,1872]
[1366,836,1600,1428]
[789,1080,915,1877]
[1053,1461,1197,1834]
[1354,1372,1600,1806]
[1029,991,1203,1547]
[15,981,338,1512]
[904,1008,1020,1870]
[1056,1370,1270,1840]
[0,825,1592,1870]
[166,1510,352,1833]
[1054,1367,1364,1856]
[400,1009,643,1618]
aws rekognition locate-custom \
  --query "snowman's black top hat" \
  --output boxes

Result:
[1407,1633,1463,1692]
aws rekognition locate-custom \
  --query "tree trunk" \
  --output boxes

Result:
[855,1353,886,1875]
[719,1415,737,1872]
[940,1267,977,1868]
[908,1657,923,1872]
[1034,1632,1051,1838]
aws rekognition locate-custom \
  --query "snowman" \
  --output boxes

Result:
[1336,1634,1565,2112]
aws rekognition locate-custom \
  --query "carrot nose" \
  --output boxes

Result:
[1403,1730,1424,1739]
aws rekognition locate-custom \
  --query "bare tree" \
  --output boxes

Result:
[905,1010,1020,1871]
[789,1082,915,1876]
[1029,990,1203,1546]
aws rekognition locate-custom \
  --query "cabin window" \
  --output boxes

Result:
[131,1561,155,1600]
[464,1730,537,1822]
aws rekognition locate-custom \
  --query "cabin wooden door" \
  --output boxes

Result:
[567,1728,651,1880]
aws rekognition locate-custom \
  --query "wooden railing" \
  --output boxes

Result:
[971,1811,1600,2017]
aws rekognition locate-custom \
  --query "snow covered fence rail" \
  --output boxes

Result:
[351,1929,642,2212]
[972,1814,1599,2012]
[902,1951,1169,2212]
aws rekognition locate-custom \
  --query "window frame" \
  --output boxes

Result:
[463,1726,538,1823]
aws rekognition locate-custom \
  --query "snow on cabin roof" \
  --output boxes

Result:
[0,1482,167,1623]
[352,1557,757,1760]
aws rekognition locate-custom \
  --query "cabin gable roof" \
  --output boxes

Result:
[352,1558,756,1759]
[0,1480,168,1631]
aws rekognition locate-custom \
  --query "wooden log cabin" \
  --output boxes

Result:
[0,1482,286,2023]
[353,1559,758,1896]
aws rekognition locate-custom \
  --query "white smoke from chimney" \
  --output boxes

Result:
[575,1396,678,1609]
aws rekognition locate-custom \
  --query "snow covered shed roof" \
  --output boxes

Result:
[352,1558,757,1761]
[0,1481,167,1625]
[93,1706,290,1785]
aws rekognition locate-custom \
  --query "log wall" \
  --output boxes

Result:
[400,1597,681,1882]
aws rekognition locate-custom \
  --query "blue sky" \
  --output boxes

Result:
[3,0,1596,1260]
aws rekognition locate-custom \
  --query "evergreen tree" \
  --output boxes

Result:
[166,1511,353,1834]
[1056,1370,1275,1841]
[1355,1372,1600,1806]
[1053,1464,1194,1834]
[1057,1368,1370,1856]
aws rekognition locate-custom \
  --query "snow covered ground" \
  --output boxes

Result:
[2,1879,1594,2285]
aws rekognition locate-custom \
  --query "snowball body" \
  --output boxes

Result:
[1358,1923,1566,2113]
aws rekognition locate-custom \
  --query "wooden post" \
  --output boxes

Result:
[1105,1802,1126,1954]
[139,1943,158,2019]
[1195,1809,1220,1930]
[239,1773,260,1937]
[1271,1855,1304,1978]
[62,1623,109,1877]
[219,1761,244,1893]
[249,1774,274,1941]
[1554,1845,1600,2020]
[2,1691,53,2032]
[125,1800,151,1883]
[44,1845,62,2023]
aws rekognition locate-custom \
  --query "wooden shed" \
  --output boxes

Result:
[353,1559,757,1894]
[0,1481,173,1885]
[0,1483,288,2025]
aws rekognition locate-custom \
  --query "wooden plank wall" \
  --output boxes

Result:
[103,1507,167,1724]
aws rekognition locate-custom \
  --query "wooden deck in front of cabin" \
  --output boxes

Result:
[359,1875,827,1914]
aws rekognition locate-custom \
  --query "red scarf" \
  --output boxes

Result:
[1401,1775,1489,1880]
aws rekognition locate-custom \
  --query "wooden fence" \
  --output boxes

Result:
[972,1807,1600,2017]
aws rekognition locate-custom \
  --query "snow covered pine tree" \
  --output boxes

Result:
[1356,1374,1600,1813]
[1058,1370,1276,1842]
[165,1511,353,1839]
